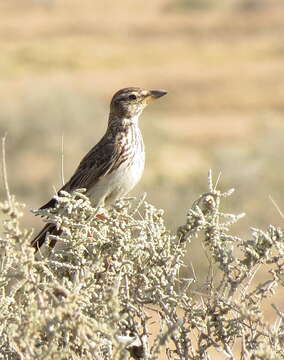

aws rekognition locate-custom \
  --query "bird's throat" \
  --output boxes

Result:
[108,114,140,130]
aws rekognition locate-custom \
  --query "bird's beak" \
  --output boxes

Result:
[145,89,167,103]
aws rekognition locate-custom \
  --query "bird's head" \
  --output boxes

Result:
[109,87,167,124]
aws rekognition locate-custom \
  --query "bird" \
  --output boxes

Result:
[31,87,167,255]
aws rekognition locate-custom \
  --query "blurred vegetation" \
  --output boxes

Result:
[176,0,215,10]
[175,0,275,11]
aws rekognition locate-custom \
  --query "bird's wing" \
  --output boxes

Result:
[65,136,124,191]
[40,133,124,210]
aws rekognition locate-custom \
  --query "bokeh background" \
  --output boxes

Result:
[1,0,284,240]
[1,1,284,357]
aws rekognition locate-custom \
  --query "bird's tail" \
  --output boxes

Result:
[31,223,60,253]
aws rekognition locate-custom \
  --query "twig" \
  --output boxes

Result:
[214,171,222,191]
[269,195,284,219]
[61,133,65,186]
[1,134,11,205]
[208,169,213,191]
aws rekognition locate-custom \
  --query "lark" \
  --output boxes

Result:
[32,87,167,254]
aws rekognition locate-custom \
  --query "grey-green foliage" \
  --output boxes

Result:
[175,0,215,10]
[174,0,271,11]
[0,172,284,359]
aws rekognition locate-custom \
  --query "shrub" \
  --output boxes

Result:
[0,171,283,359]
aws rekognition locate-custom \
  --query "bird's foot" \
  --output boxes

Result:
[95,213,108,220]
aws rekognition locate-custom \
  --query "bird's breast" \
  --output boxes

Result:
[110,133,145,193]
[87,129,145,206]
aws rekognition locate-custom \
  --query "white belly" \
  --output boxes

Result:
[87,150,145,207]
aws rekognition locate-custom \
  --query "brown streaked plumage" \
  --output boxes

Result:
[32,87,167,254]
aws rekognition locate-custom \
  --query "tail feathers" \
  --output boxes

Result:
[31,223,61,252]
[40,198,57,210]
[40,183,69,210]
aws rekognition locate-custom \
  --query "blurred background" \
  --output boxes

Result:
[0,0,284,239]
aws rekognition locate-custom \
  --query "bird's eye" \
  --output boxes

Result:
[128,94,137,100]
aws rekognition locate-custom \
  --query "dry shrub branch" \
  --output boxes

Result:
[0,171,284,359]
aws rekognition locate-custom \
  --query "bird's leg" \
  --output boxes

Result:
[95,213,108,220]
